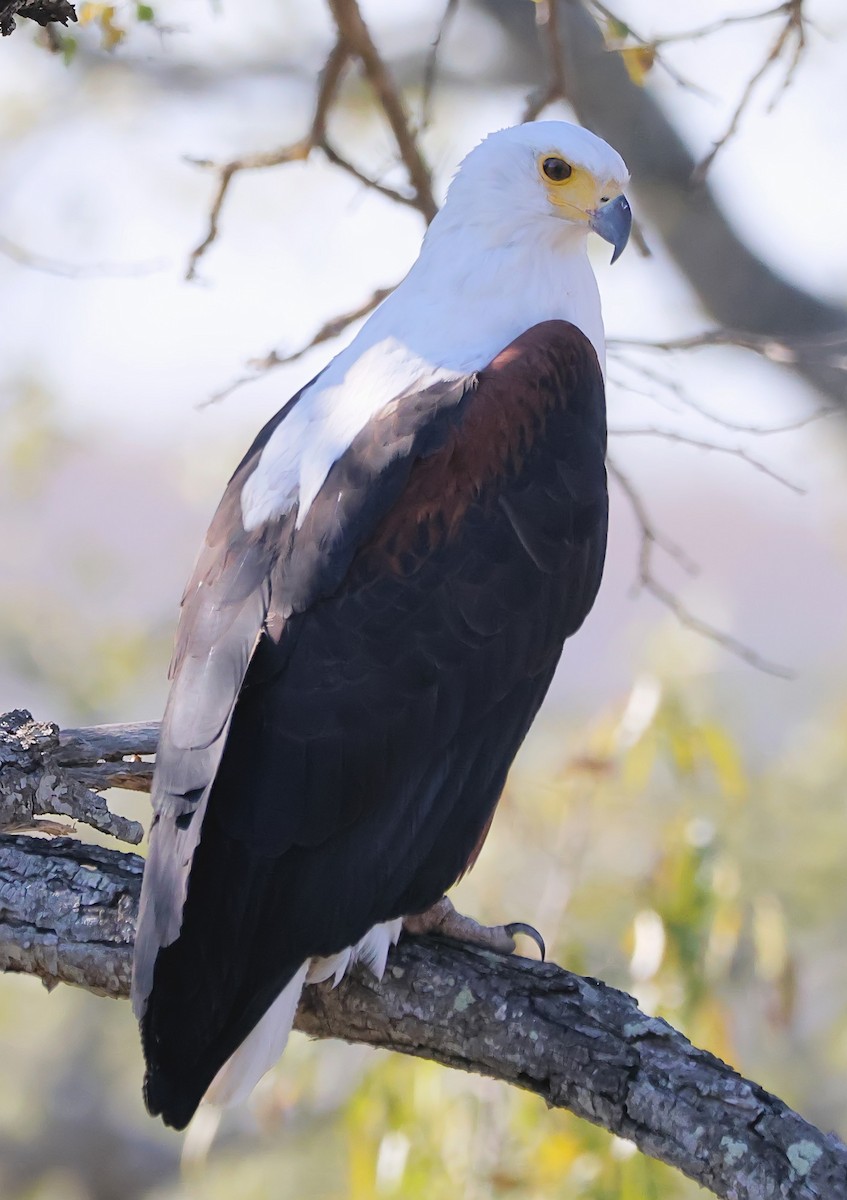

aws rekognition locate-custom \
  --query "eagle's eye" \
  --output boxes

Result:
[542,157,572,182]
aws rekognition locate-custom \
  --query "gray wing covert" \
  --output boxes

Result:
[131,434,294,1017]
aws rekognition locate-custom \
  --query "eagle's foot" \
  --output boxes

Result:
[403,896,545,960]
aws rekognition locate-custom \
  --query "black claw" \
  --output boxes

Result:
[504,922,546,962]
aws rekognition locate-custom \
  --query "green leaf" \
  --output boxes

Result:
[59,34,77,65]
[136,3,154,20]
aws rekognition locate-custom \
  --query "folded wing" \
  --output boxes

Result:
[134,320,608,1129]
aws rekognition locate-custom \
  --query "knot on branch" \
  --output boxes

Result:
[0,709,143,845]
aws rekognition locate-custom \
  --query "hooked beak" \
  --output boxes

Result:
[588,194,632,264]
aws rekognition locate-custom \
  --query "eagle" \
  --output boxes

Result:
[132,120,631,1130]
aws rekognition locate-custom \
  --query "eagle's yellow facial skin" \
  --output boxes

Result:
[538,154,622,222]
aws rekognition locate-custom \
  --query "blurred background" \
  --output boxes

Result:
[1,0,847,1196]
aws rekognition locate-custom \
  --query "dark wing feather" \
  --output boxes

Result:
[138,320,608,1128]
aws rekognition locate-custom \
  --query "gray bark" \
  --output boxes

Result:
[0,834,138,998]
[0,710,143,843]
[0,0,75,35]
[478,0,847,406]
[1,710,846,1199]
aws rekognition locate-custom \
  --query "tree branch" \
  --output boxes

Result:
[325,0,437,223]
[2,711,845,1196]
[691,0,806,183]
[184,39,352,281]
[0,0,75,36]
[0,710,143,843]
[607,461,794,679]
[187,0,438,280]
[206,284,395,406]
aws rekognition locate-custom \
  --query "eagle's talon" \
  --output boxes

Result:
[503,922,546,962]
[403,898,545,959]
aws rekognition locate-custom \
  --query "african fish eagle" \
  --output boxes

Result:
[132,120,631,1129]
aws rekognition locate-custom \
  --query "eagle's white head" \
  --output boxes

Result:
[433,120,631,262]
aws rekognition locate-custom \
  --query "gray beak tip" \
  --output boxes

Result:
[589,194,632,265]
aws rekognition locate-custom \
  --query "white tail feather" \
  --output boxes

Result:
[203,962,309,1109]
[202,918,403,1113]
[308,918,402,988]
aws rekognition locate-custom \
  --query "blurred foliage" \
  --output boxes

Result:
[40,0,157,61]
[0,592,172,718]
[1,381,75,495]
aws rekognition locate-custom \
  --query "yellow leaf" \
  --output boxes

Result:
[700,722,747,798]
[619,44,656,86]
[99,6,126,50]
[667,722,696,775]
[752,892,788,983]
[78,1,103,23]
[621,731,657,790]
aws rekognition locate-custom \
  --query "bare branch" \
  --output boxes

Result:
[522,0,567,121]
[608,461,793,678]
[420,0,461,132]
[186,0,437,281]
[691,1,806,182]
[0,710,143,844]
[610,350,837,436]
[0,234,167,279]
[53,721,156,791]
[319,143,421,209]
[56,722,159,763]
[185,40,351,281]
[326,0,437,223]
[611,427,805,494]
[588,1,710,96]
[205,283,394,406]
[588,0,810,106]
[636,3,804,49]
[609,327,847,367]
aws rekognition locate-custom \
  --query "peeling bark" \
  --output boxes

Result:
[1,712,846,1199]
[0,710,143,844]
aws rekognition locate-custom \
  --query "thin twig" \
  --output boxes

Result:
[0,234,167,279]
[610,351,836,435]
[643,3,803,49]
[608,460,793,678]
[609,326,847,368]
[326,0,437,223]
[185,40,351,281]
[611,428,804,493]
[589,0,710,95]
[187,0,438,280]
[420,0,460,133]
[523,0,567,121]
[693,1,806,183]
[203,284,395,407]
[320,143,421,209]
